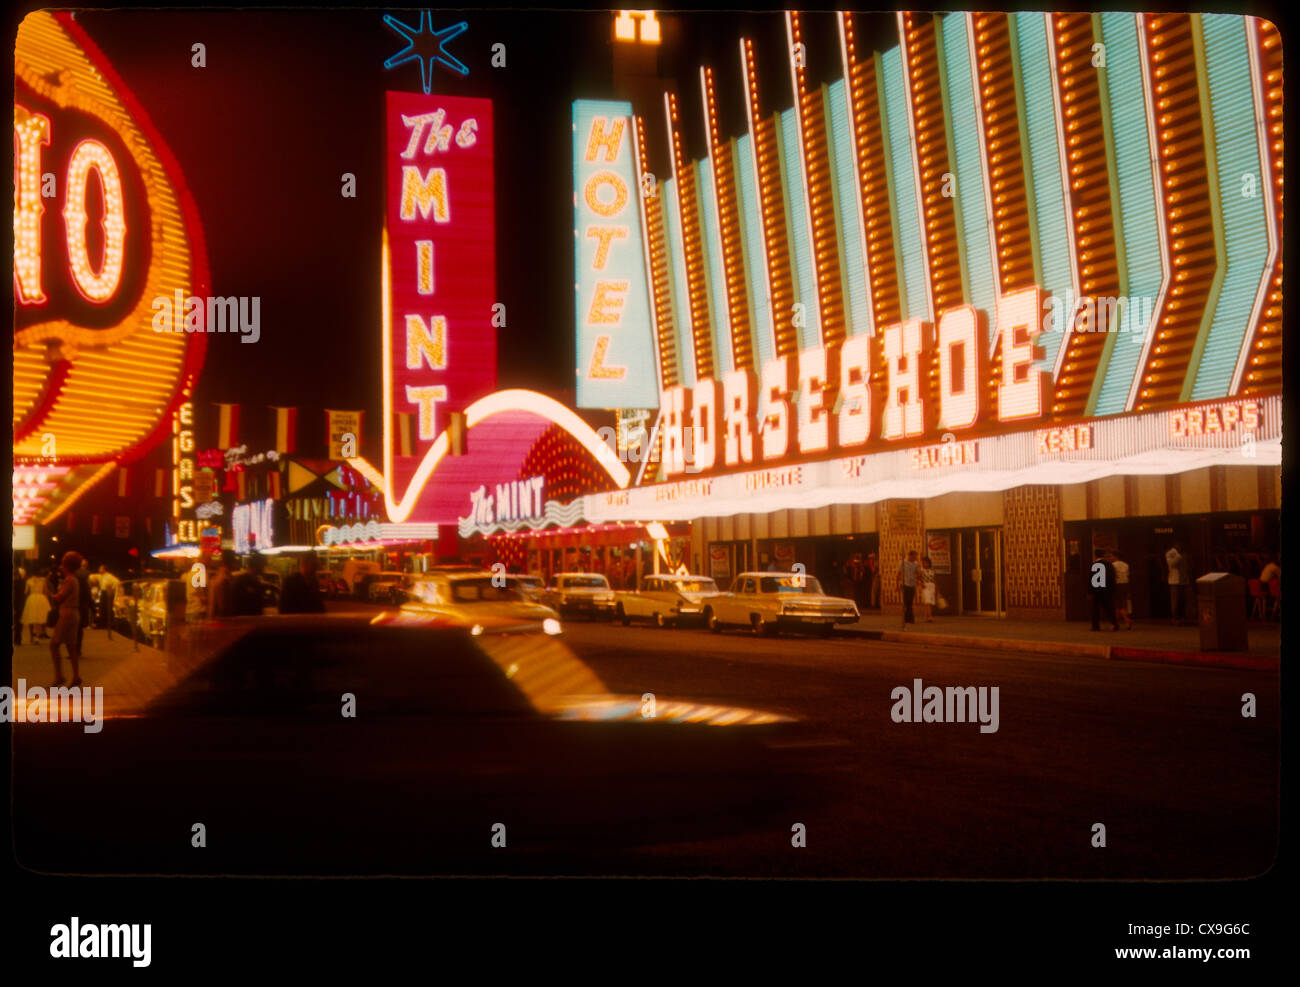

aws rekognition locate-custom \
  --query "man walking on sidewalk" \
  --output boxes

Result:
[97,565,119,637]
[898,550,919,628]
[1089,549,1119,631]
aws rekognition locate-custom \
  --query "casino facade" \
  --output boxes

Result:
[558,11,1282,620]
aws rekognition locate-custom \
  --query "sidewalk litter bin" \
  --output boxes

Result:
[1196,573,1247,651]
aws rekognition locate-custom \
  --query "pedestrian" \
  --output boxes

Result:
[74,559,92,657]
[897,550,920,628]
[21,566,51,645]
[1107,550,1133,629]
[867,553,881,610]
[918,555,936,622]
[208,550,236,619]
[841,554,860,601]
[48,551,83,686]
[1259,553,1280,585]
[13,566,26,646]
[280,554,326,614]
[97,564,120,637]
[231,553,268,617]
[1089,549,1119,631]
[1165,542,1190,624]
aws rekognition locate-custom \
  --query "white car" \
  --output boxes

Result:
[704,571,860,636]
[539,573,617,619]
[615,574,722,628]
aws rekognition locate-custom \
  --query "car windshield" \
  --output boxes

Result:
[667,579,717,593]
[450,578,524,603]
[562,576,608,589]
[759,575,824,595]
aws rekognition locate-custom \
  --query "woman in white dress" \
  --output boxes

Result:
[20,569,51,643]
[918,556,937,622]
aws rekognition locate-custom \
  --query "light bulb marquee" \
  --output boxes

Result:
[13,11,208,475]
[599,11,1280,484]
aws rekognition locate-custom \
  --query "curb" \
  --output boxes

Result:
[835,627,1278,671]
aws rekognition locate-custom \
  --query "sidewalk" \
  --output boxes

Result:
[10,626,188,714]
[834,611,1279,670]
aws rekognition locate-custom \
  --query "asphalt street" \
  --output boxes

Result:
[556,619,1279,879]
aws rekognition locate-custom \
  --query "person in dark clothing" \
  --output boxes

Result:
[230,554,269,617]
[74,561,92,655]
[208,550,237,619]
[1089,549,1119,631]
[280,554,326,615]
[13,565,26,646]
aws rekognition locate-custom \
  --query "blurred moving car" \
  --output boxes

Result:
[395,569,562,636]
[12,614,817,875]
[539,573,617,619]
[616,574,722,627]
[704,571,860,636]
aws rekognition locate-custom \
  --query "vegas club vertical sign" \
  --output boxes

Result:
[384,92,496,518]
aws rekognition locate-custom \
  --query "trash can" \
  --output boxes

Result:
[1196,573,1248,651]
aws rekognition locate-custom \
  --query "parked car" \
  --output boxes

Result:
[704,571,860,636]
[363,572,408,604]
[318,573,349,599]
[342,559,382,598]
[616,574,722,627]
[539,573,617,619]
[138,578,188,647]
[395,569,562,636]
[507,573,546,603]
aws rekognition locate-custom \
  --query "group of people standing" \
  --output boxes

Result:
[1086,549,1136,631]
[13,552,119,687]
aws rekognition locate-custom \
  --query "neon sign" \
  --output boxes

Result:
[660,286,1048,478]
[13,11,207,466]
[172,402,197,543]
[383,92,496,520]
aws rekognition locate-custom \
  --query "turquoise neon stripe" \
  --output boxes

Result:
[778,108,820,351]
[827,80,871,339]
[1012,12,1073,372]
[940,12,997,319]
[696,158,733,374]
[1190,14,1271,399]
[881,47,927,321]
[662,178,696,388]
[735,134,773,367]
[1092,12,1164,415]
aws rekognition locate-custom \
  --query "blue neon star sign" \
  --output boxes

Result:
[383,12,468,94]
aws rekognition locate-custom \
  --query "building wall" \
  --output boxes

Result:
[878,499,925,607]
[1003,485,1065,618]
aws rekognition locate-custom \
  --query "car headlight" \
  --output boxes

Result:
[470,623,484,636]
[543,617,562,636]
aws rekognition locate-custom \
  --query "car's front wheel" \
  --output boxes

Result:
[617,604,630,626]
[655,611,669,629]
[705,607,721,633]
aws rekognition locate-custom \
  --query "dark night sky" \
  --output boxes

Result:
[68,8,896,456]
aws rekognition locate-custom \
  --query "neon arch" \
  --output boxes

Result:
[354,388,632,524]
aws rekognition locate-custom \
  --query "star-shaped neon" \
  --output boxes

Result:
[383,12,468,94]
